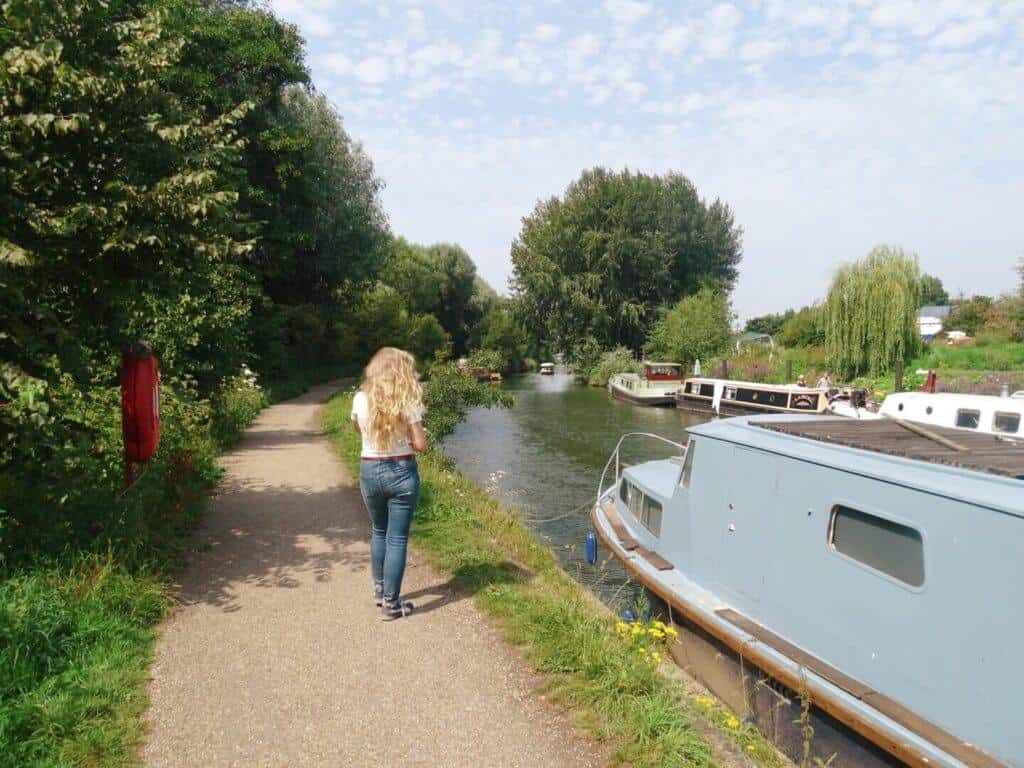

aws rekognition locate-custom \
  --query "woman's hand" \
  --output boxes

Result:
[408,422,428,453]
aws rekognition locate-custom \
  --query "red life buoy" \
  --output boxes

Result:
[121,343,160,468]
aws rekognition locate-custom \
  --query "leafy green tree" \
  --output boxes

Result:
[919,273,949,305]
[777,305,826,348]
[387,238,489,355]
[744,310,794,337]
[511,167,742,353]
[0,0,255,390]
[947,295,994,336]
[472,304,529,372]
[407,314,451,364]
[645,288,734,365]
[825,246,922,377]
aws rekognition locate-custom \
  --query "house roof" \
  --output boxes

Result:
[919,305,951,318]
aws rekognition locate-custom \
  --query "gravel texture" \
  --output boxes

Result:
[143,383,607,768]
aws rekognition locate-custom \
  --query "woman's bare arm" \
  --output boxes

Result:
[408,422,427,453]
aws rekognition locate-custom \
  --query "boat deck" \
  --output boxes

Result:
[756,418,1024,479]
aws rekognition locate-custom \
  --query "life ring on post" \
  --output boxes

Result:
[121,341,160,488]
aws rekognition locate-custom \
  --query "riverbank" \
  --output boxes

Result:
[0,369,351,768]
[324,389,784,767]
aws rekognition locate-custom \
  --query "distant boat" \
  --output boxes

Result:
[879,391,1023,437]
[608,362,682,406]
[593,416,1022,767]
[539,362,555,375]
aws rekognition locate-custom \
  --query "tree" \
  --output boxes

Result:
[919,273,949,305]
[645,288,734,365]
[1017,257,1024,299]
[511,167,742,354]
[777,305,825,348]
[825,246,922,377]
[473,304,529,372]
[744,310,794,337]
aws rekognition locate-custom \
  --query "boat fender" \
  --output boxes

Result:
[585,531,597,564]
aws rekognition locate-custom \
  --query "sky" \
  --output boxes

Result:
[268,0,1024,320]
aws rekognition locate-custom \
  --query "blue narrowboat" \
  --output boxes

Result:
[592,415,1023,767]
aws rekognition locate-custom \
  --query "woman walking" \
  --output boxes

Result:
[351,348,427,620]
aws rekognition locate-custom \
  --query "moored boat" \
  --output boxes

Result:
[879,390,1023,438]
[676,376,832,416]
[592,416,1022,767]
[540,362,555,375]
[608,362,683,406]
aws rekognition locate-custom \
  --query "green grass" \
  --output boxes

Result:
[324,389,784,768]
[912,335,1024,372]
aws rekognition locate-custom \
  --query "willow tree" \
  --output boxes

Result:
[825,246,922,377]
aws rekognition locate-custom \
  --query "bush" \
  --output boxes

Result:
[645,288,734,365]
[587,347,642,387]
[210,374,268,447]
[466,348,504,373]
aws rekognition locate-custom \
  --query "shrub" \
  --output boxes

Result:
[466,348,504,373]
[587,347,642,387]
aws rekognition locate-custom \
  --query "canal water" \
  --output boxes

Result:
[442,371,710,607]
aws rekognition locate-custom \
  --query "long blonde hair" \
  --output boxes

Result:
[363,347,423,449]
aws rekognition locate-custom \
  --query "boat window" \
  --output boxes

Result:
[829,505,924,587]
[955,409,981,429]
[619,478,630,505]
[641,495,662,536]
[628,484,643,520]
[994,411,1021,434]
[680,441,696,488]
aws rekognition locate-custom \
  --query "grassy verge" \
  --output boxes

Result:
[0,367,352,768]
[324,389,783,768]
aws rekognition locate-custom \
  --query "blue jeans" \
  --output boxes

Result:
[359,458,419,602]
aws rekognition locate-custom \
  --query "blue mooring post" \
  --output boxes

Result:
[585,531,597,564]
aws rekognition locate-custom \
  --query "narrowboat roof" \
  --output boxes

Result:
[686,415,1024,518]
[644,361,681,368]
[684,377,827,393]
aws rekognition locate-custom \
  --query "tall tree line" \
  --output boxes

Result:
[0,0,481,559]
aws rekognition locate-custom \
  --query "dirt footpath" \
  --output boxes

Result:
[143,382,606,768]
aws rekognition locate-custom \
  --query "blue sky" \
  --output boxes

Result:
[269,0,1024,319]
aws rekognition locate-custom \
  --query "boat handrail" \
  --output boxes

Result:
[596,432,687,506]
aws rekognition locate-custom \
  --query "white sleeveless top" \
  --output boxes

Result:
[350,390,423,458]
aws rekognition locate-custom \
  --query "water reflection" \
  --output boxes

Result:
[441,372,710,607]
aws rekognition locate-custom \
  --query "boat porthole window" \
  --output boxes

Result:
[955,409,981,429]
[829,505,924,588]
[994,411,1021,434]
[926,406,933,415]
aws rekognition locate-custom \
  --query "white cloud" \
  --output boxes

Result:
[931,17,998,48]
[740,37,789,63]
[655,25,691,55]
[533,23,561,42]
[566,32,602,70]
[355,56,391,84]
[702,3,743,58]
[319,51,353,75]
[603,0,651,25]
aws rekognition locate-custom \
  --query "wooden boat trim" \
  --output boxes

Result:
[600,503,638,550]
[591,503,1005,768]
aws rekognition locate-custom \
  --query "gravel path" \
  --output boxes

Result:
[142,382,607,768]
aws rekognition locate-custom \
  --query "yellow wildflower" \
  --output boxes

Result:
[665,626,678,638]
[616,621,628,634]
[652,652,662,664]
[631,624,643,636]
[637,646,647,655]
[725,716,740,729]
[746,745,755,753]
[648,628,664,639]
